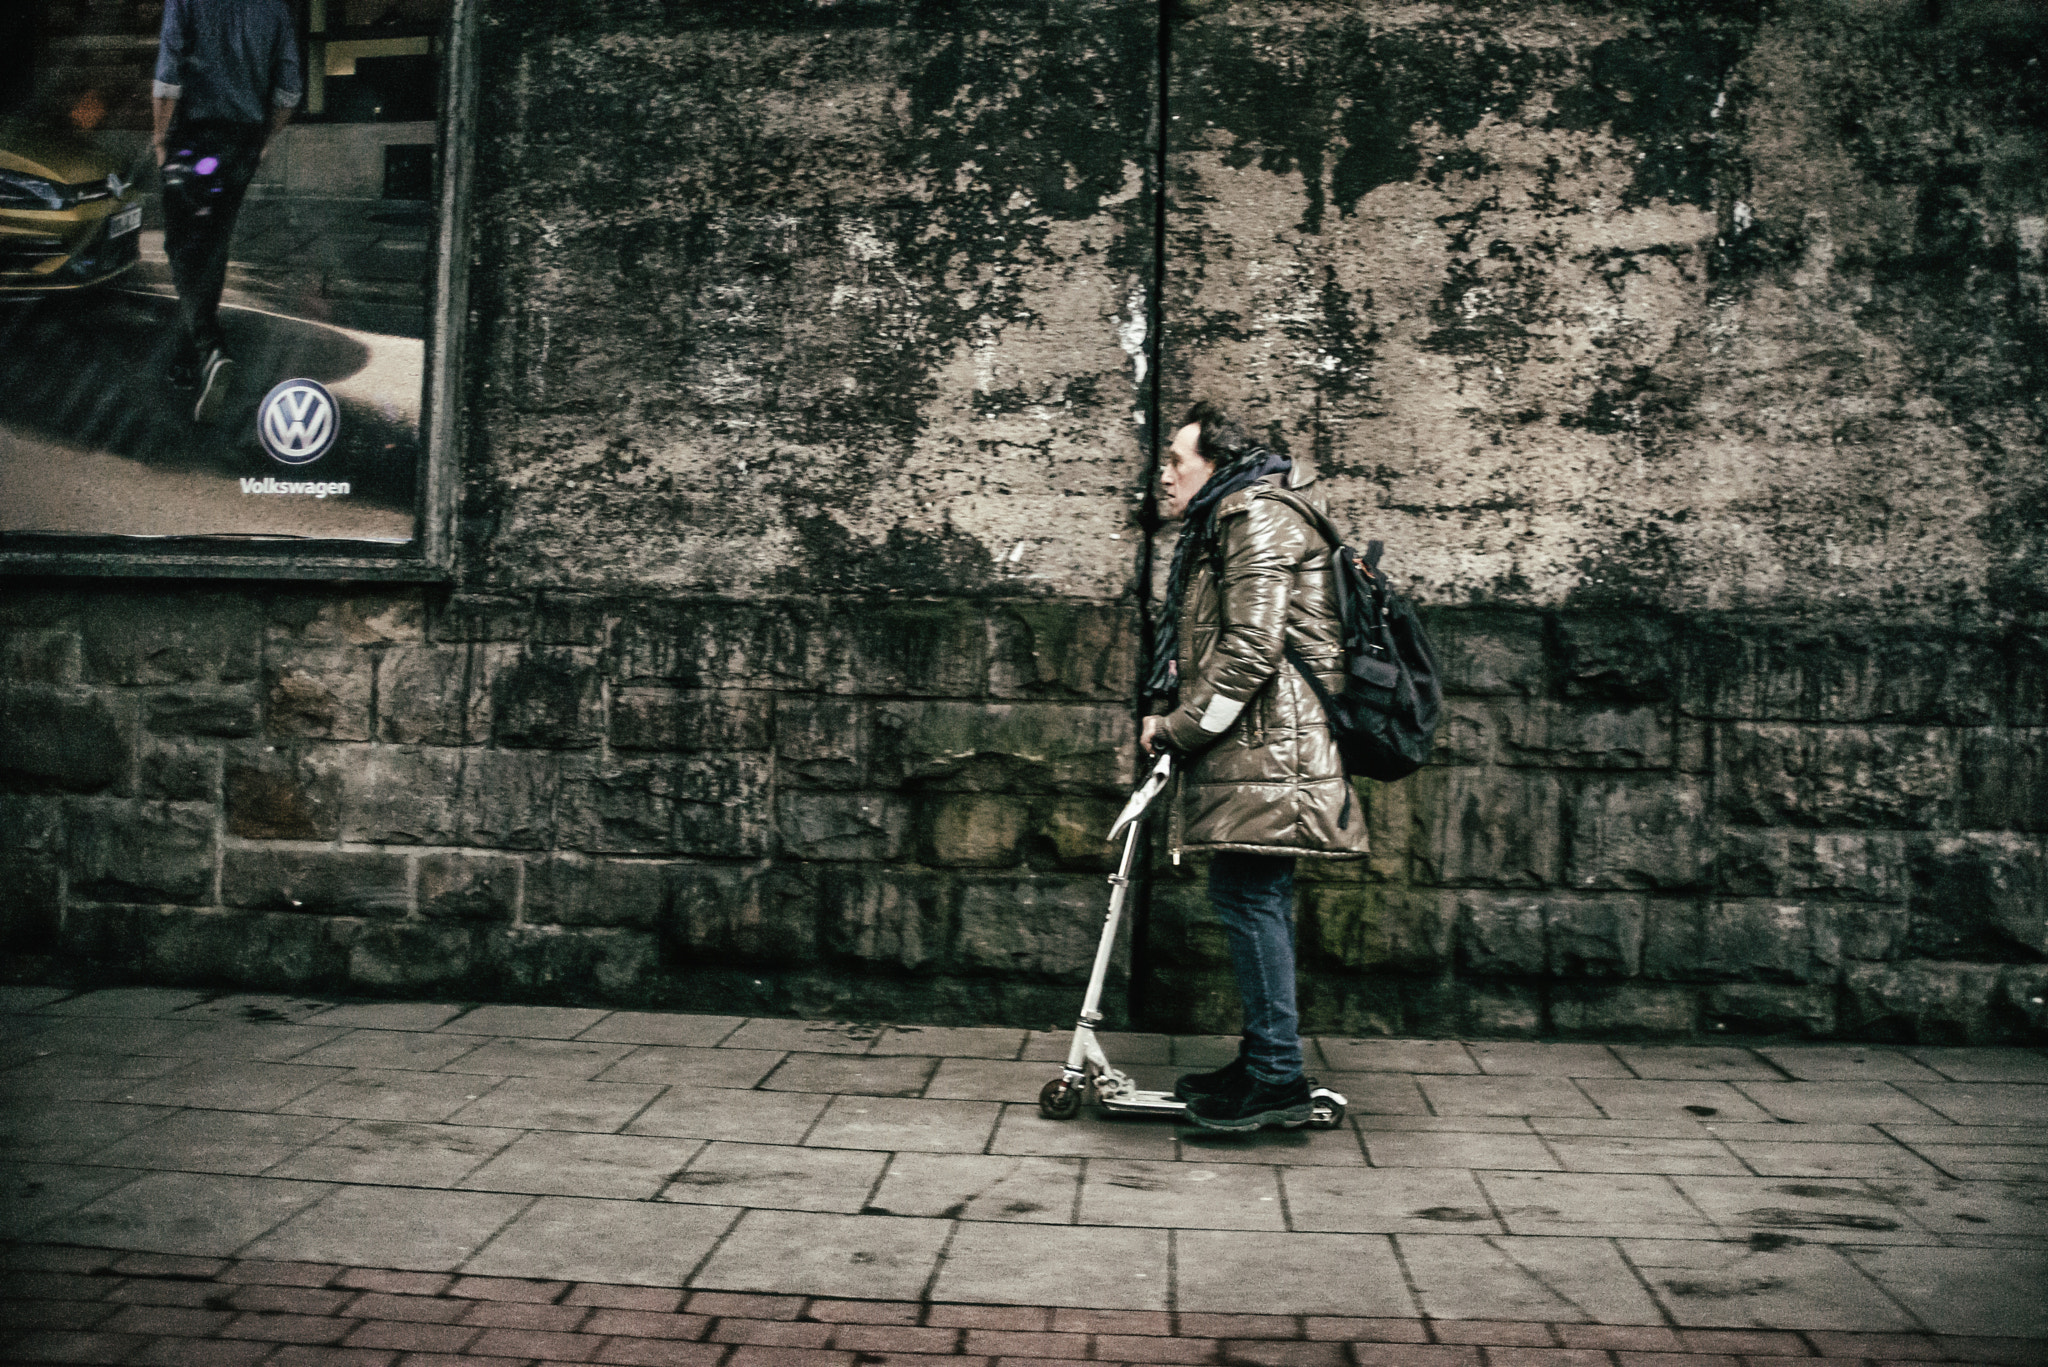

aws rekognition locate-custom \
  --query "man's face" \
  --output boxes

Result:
[1160,423,1215,521]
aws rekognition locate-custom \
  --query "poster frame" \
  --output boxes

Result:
[0,0,479,583]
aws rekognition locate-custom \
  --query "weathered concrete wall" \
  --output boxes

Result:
[465,0,1160,598]
[1,0,2042,1040]
[1163,0,2048,615]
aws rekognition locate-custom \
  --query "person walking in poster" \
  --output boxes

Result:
[151,0,301,422]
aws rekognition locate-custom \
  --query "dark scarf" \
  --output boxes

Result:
[1146,446,1293,703]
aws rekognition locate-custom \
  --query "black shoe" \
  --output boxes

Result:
[1186,1070,1313,1132]
[194,347,235,423]
[1172,1035,1251,1102]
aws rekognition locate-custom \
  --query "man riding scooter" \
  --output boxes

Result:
[1140,401,1371,1132]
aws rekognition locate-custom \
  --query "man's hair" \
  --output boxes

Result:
[1181,399,1255,465]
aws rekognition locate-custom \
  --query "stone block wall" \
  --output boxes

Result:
[1146,610,2047,1043]
[0,585,1141,1027]
[3,0,2044,1041]
[6,584,2039,1041]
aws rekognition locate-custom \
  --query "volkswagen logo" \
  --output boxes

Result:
[257,379,339,465]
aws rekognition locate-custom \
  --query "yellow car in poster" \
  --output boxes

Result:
[0,119,145,294]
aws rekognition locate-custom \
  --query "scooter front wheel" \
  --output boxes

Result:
[1038,1077,1084,1120]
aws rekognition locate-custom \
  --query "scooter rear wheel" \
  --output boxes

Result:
[1038,1077,1083,1120]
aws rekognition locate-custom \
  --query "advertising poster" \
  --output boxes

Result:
[0,0,448,550]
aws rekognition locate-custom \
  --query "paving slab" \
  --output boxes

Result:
[461,1194,738,1285]
[1733,1081,1949,1125]
[925,1057,1075,1103]
[279,1067,506,1123]
[764,1052,940,1097]
[1177,1229,1413,1315]
[1542,1135,1747,1176]
[0,986,74,1012]
[1610,1047,1784,1081]
[1282,1164,1501,1233]
[22,1017,234,1058]
[930,1220,1169,1310]
[0,1050,192,1102]
[1670,1175,1933,1244]
[302,1001,467,1031]
[457,1130,702,1199]
[47,1170,330,1256]
[120,1058,349,1111]
[660,1140,886,1214]
[0,1100,179,1162]
[1478,1170,1714,1240]
[1702,1121,1893,1145]
[438,1005,613,1039]
[1421,1076,1602,1118]
[1397,1233,1666,1324]
[1868,1176,2048,1241]
[1314,1039,1478,1074]
[1362,1131,1560,1171]
[1465,1043,1631,1077]
[164,993,335,1024]
[575,1011,746,1047]
[695,1208,952,1301]
[240,1183,533,1269]
[1178,1120,1367,1166]
[264,1119,521,1187]
[86,1109,347,1175]
[1531,1117,1711,1139]
[1720,1140,1944,1180]
[1622,1238,1923,1331]
[988,1106,1178,1160]
[595,1046,785,1089]
[1844,1245,2048,1337]
[446,1076,665,1133]
[721,1019,882,1054]
[627,1085,834,1144]
[1905,1048,2048,1084]
[0,1160,146,1231]
[863,1152,1080,1223]
[437,1036,640,1080]
[1355,1114,1533,1133]
[804,1095,1002,1154]
[1753,1047,1948,1083]
[1076,1158,1284,1230]
[1902,1145,2048,1180]
[37,987,211,1018]
[1893,1083,2048,1126]
[869,1026,1028,1059]
[288,1028,488,1072]
[1576,1080,1773,1123]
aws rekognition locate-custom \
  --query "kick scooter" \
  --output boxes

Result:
[1036,753,1349,1129]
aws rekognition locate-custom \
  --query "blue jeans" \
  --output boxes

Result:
[1209,851,1302,1082]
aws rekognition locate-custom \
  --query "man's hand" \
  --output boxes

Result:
[1140,714,1168,756]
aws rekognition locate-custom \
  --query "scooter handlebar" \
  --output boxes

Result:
[1106,753,1173,844]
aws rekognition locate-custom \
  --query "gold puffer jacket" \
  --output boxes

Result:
[1155,473,1371,860]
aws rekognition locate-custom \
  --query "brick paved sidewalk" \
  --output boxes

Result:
[6,1245,2043,1367]
[5,985,2047,1356]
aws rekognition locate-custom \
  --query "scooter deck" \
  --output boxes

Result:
[1094,1085,1350,1127]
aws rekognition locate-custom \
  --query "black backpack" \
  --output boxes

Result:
[1260,489,1443,782]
